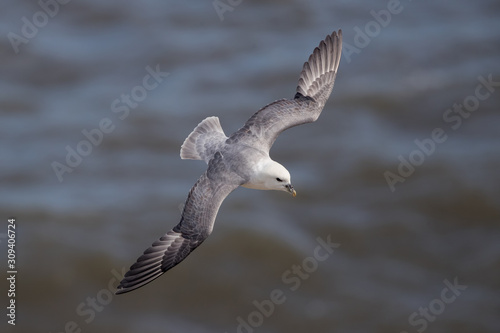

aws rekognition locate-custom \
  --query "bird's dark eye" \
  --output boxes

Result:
[276,178,283,182]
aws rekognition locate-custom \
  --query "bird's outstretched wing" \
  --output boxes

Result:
[116,153,241,294]
[228,30,342,152]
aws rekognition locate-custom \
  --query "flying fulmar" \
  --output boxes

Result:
[116,30,343,294]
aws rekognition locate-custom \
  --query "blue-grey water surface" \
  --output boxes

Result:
[1,0,499,332]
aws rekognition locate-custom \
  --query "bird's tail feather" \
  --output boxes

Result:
[180,116,227,162]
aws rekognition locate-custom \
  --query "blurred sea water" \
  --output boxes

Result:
[1,0,499,332]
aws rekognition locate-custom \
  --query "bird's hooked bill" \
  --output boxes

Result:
[286,184,296,197]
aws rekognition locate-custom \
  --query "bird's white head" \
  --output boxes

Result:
[242,159,296,197]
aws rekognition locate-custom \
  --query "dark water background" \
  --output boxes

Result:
[1,0,499,332]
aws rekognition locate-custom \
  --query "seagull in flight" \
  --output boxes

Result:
[116,30,343,294]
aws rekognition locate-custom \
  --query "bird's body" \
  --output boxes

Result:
[116,30,343,294]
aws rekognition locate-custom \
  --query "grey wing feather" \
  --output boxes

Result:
[116,153,240,294]
[295,30,342,107]
[228,30,342,152]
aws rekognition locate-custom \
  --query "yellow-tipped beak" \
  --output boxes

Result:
[292,189,297,197]
[286,184,296,197]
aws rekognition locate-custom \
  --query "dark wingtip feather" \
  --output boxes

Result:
[295,29,343,103]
